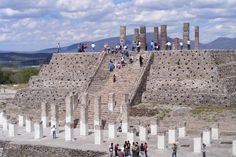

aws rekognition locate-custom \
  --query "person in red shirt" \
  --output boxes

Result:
[144,142,148,157]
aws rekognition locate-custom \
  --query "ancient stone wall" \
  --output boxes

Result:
[7,53,103,119]
[0,141,106,157]
[142,50,236,105]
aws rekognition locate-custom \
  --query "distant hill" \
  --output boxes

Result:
[0,35,235,67]
[201,37,236,49]
[0,52,52,67]
[35,34,235,53]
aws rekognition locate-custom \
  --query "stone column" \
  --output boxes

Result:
[121,94,129,133]
[211,127,219,140]
[120,26,126,44]
[0,111,6,125]
[233,140,236,156]
[108,93,115,112]
[94,125,103,145]
[202,130,211,146]
[193,137,202,153]
[65,93,74,124]
[18,115,25,127]
[173,38,180,50]
[161,25,167,50]
[108,122,116,139]
[195,26,199,49]
[154,27,159,46]
[127,128,135,144]
[8,123,17,137]
[133,28,139,42]
[140,26,147,50]
[168,129,176,144]
[139,125,147,142]
[94,95,101,128]
[41,101,49,128]
[150,119,158,136]
[65,122,74,141]
[34,121,43,139]
[2,116,8,131]
[26,117,34,133]
[51,103,59,133]
[157,133,165,149]
[178,127,186,138]
[80,92,88,136]
[183,23,190,50]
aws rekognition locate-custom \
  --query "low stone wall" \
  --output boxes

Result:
[0,141,106,157]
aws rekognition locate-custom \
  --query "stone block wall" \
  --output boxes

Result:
[141,50,236,105]
[7,53,103,120]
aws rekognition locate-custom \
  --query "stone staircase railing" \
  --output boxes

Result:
[129,52,154,106]
[73,52,106,114]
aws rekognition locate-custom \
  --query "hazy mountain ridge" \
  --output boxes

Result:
[0,35,235,67]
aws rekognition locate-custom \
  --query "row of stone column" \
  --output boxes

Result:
[120,23,200,50]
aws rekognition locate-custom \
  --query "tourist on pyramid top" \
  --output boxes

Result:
[132,41,137,51]
[121,56,125,67]
[57,42,60,53]
[108,59,115,72]
[139,55,143,67]
[117,61,121,69]
[91,43,96,51]
[78,43,82,52]
[154,42,158,50]
[129,54,134,64]
[187,40,191,50]
[180,42,183,50]
[137,41,141,53]
[151,41,155,50]
[124,47,129,58]
[113,74,116,83]
[166,41,172,50]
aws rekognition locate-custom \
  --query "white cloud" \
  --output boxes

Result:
[0,0,235,50]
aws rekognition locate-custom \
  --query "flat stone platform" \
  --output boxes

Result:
[0,125,234,157]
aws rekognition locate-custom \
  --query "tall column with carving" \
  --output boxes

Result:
[154,27,159,46]
[161,25,167,50]
[140,26,147,50]
[120,26,126,45]
[195,26,199,49]
[133,28,139,42]
[183,23,190,49]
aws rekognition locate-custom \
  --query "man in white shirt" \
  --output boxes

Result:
[91,43,96,51]
[150,41,154,50]
[51,125,56,139]
[166,41,172,50]
[180,42,183,50]
[187,40,191,50]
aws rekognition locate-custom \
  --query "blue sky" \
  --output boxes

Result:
[0,0,235,51]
